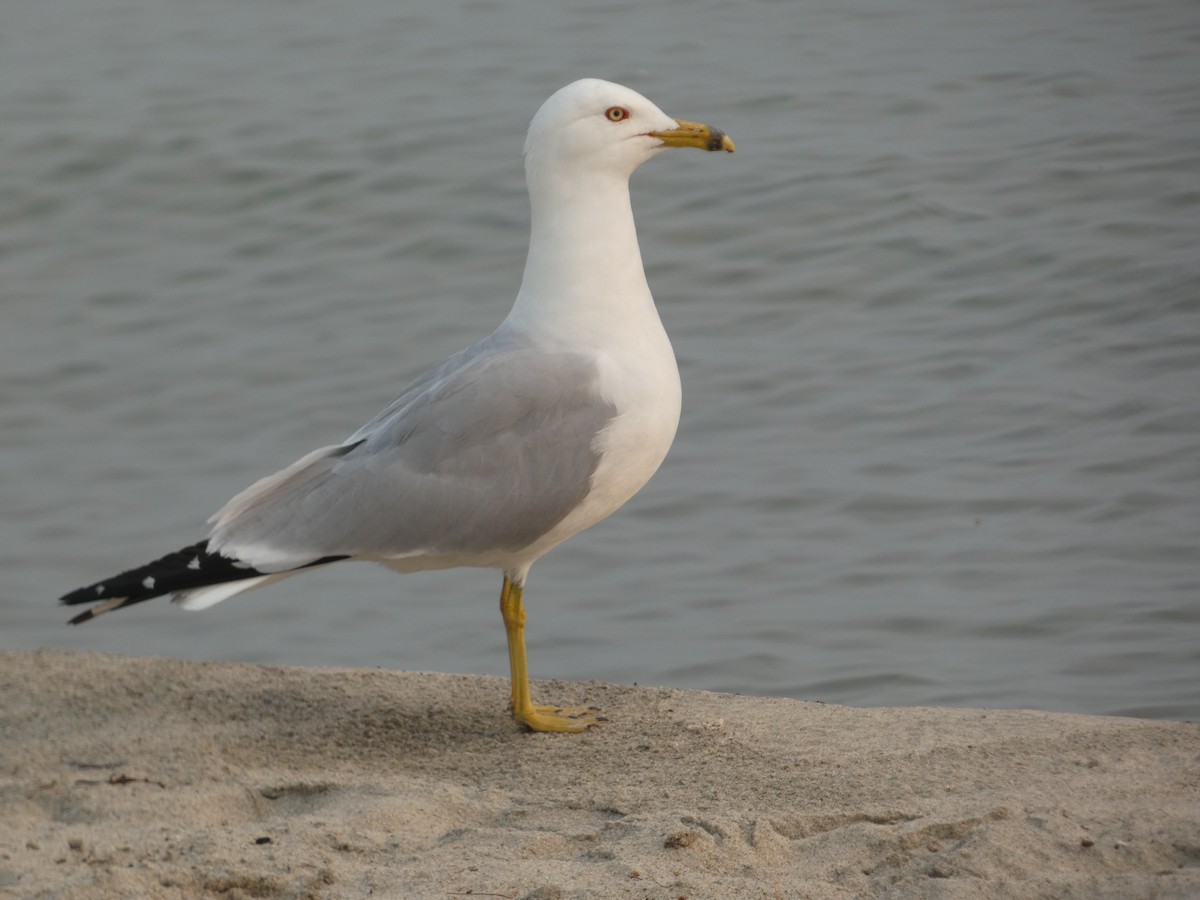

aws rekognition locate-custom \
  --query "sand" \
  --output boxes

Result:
[1,650,1197,899]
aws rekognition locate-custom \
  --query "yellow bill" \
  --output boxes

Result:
[650,118,736,153]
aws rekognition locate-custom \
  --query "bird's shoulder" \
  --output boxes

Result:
[348,328,608,449]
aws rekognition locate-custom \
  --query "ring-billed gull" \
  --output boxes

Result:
[60,78,734,733]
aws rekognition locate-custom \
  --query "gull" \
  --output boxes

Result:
[60,78,734,733]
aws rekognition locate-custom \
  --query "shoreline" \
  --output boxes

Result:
[2,649,1197,898]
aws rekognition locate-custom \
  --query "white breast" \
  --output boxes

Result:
[515,333,682,569]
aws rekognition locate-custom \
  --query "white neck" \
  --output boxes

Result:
[504,167,660,348]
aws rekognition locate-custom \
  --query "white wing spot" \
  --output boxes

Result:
[187,556,201,570]
[95,584,106,595]
[142,576,156,590]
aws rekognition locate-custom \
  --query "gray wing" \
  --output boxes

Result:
[206,330,615,568]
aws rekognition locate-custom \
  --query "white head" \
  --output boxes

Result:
[523,78,733,183]
[509,79,733,334]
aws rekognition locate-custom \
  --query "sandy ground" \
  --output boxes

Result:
[1,650,1197,899]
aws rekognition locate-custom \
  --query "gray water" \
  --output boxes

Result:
[2,0,1198,721]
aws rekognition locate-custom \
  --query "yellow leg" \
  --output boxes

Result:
[499,574,603,733]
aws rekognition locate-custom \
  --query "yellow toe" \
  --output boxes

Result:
[514,703,605,734]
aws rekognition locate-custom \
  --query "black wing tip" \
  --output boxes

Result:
[59,587,102,608]
[62,592,140,625]
[67,607,96,626]
[58,544,351,626]
[58,540,213,624]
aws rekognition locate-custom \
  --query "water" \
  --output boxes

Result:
[2,0,1197,720]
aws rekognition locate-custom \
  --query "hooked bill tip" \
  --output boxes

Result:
[709,129,735,153]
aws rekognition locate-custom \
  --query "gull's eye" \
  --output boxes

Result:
[605,106,630,123]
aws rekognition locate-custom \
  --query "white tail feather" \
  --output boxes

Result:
[172,573,287,611]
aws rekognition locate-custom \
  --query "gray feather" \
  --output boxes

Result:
[208,329,615,563]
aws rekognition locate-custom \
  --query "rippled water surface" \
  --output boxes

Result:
[3,0,1198,719]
